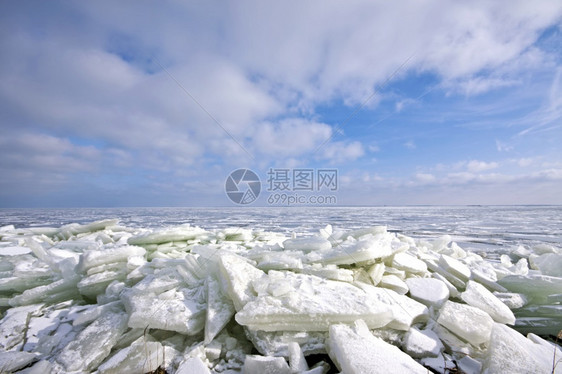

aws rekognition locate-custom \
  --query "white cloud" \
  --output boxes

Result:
[517,158,534,167]
[415,173,436,183]
[252,118,332,157]
[404,141,416,150]
[466,160,499,172]
[496,140,514,152]
[318,141,365,164]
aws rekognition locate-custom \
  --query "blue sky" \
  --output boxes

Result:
[1,1,561,207]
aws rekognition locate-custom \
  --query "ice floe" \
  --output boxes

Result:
[0,219,560,373]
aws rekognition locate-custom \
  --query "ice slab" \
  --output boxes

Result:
[219,254,265,311]
[0,245,31,256]
[531,253,562,277]
[97,336,164,374]
[301,264,354,282]
[282,236,332,252]
[470,269,507,293]
[403,327,444,358]
[437,301,494,346]
[121,284,206,335]
[78,269,127,299]
[367,263,384,285]
[244,329,327,357]
[498,273,562,302]
[176,356,212,374]
[205,276,235,344]
[127,226,206,245]
[493,292,528,309]
[513,316,562,336]
[405,277,449,308]
[235,271,393,331]
[0,351,37,373]
[378,274,409,295]
[457,355,482,374]
[16,360,53,374]
[10,276,80,306]
[482,323,562,374]
[439,254,471,282]
[358,283,429,330]
[288,341,309,372]
[426,260,466,290]
[243,355,291,374]
[327,320,427,374]
[461,280,516,324]
[56,309,128,372]
[391,252,427,274]
[431,272,460,298]
[78,245,145,272]
[310,233,397,265]
[0,304,44,351]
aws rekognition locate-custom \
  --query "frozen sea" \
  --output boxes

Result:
[1,205,560,256]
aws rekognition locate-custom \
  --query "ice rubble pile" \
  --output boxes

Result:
[0,220,561,373]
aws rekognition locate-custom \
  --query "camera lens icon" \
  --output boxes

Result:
[225,169,261,205]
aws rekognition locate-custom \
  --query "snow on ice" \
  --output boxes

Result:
[0,220,561,373]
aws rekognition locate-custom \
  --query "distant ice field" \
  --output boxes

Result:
[1,206,560,256]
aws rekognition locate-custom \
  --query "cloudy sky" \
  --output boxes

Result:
[1,1,561,207]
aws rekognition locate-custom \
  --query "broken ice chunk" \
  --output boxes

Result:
[530,253,562,277]
[10,276,80,306]
[282,236,332,252]
[426,260,466,289]
[391,252,427,274]
[244,329,327,357]
[0,304,44,351]
[0,351,37,373]
[438,254,471,282]
[301,264,354,282]
[205,276,235,344]
[97,336,164,374]
[493,292,528,309]
[56,309,128,372]
[457,355,482,374]
[78,245,145,272]
[235,271,393,331]
[243,355,291,374]
[288,341,309,372]
[460,280,516,325]
[470,269,507,293]
[328,320,427,374]
[15,360,53,374]
[357,283,429,331]
[127,226,206,246]
[367,263,384,285]
[437,301,494,346]
[378,274,409,294]
[346,225,388,239]
[482,323,562,374]
[219,254,265,311]
[513,316,562,336]
[310,233,398,265]
[176,356,212,374]
[121,284,206,335]
[405,277,449,308]
[78,269,127,299]
[498,273,562,303]
[431,272,460,298]
[403,327,444,358]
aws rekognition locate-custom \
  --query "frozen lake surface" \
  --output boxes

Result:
[2,205,561,255]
